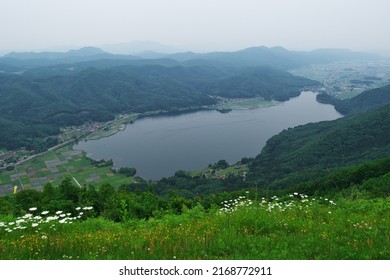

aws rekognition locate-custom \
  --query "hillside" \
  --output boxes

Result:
[0,158,388,259]
[317,84,390,115]
[0,64,317,150]
[249,103,390,188]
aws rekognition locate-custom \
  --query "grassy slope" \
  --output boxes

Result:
[0,193,388,260]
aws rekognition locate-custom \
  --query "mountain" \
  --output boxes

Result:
[317,85,390,115]
[249,101,390,188]
[166,46,380,70]
[4,47,107,60]
[0,63,317,150]
[204,66,319,100]
[0,46,382,74]
[0,44,382,152]
[0,47,139,70]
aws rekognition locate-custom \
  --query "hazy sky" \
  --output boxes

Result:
[1,0,389,53]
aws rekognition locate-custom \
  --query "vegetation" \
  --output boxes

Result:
[0,181,388,259]
[116,167,137,177]
[249,103,390,188]
[1,48,389,260]
[317,84,390,115]
[0,64,316,150]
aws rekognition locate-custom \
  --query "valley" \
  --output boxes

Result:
[0,45,389,261]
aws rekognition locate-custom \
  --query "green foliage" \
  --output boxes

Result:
[0,64,316,150]
[214,160,229,169]
[208,66,319,100]
[291,157,390,197]
[249,104,390,188]
[58,178,80,203]
[117,167,136,177]
[317,84,390,115]
[14,189,42,212]
[0,194,388,260]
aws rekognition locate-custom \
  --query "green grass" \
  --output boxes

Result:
[0,174,11,185]
[1,195,388,260]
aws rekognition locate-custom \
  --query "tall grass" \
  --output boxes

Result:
[0,194,388,260]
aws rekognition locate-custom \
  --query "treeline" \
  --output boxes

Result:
[0,153,388,222]
[0,177,252,222]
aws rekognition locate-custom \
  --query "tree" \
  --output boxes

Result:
[118,167,137,177]
[58,177,80,203]
[216,159,229,169]
[15,189,42,212]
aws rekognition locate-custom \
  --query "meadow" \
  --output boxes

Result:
[0,193,388,260]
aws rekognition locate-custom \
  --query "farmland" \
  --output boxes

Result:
[0,144,132,195]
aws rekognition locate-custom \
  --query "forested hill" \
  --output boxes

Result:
[0,46,380,73]
[0,64,317,150]
[316,84,390,115]
[249,103,390,188]
[0,45,380,151]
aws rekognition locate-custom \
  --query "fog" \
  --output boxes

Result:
[1,0,389,53]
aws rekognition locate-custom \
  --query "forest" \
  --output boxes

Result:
[2,45,378,151]
[0,64,317,150]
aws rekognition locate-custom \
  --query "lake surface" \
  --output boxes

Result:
[74,92,342,179]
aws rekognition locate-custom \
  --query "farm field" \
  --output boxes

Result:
[0,145,132,195]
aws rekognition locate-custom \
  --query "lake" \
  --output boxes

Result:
[73,91,342,179]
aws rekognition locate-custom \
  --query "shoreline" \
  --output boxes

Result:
[80,96,281,143]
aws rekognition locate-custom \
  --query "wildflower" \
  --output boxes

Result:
[293,192,298,196]
[56,211,63,215]
[59,219,66,224]
[41,211,49,215]
[41,235,47,239]
[32,223,39,227]
[76,207,81,211]
[8,222,15,226]
[29,207,37,211]
[46,216,58,221]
